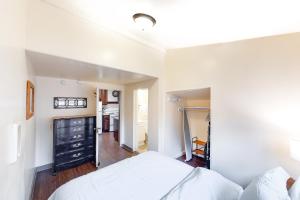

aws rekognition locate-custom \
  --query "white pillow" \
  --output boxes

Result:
[240,167,291,200]
[289,177,300,200]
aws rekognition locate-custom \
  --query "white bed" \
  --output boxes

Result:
[49,151,243,200]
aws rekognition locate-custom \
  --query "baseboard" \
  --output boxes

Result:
[120,144,134,152]
[29,168,37,200]
[36,163,53,172]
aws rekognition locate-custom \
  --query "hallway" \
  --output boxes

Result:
[98,132,137,168]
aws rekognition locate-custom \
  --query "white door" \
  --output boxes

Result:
[96,88,103,167]
[133,89,148,152]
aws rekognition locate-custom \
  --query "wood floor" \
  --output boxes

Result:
[98,132,137,168]
[32,132,205,200]
[32,132,135,200]
[177,154,206,168]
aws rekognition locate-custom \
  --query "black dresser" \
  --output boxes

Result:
[53,115,96,175]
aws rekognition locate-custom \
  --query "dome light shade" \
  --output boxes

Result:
[133,13,156,31]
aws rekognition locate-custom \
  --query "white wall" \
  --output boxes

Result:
[35,76,124,167]
[165,33,300,186]
[26,0,164,78]
[0,0,36,200]
[124,79,159,151]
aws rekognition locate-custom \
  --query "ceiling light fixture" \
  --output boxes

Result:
[133,13,156,31]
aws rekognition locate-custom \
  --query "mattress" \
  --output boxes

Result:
[49,151,193,200]
[49,151,243,200]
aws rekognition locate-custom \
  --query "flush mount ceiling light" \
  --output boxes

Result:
[133,13,156,31]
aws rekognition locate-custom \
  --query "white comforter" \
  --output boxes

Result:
[49,151,193,200]
[49,151,243,200]
[161,167,243,200]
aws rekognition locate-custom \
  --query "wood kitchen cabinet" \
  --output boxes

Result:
[99,89,108,105]
[99,90,119,105]
[102,115,110,132]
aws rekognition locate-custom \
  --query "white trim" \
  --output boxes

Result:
[119,91,125,145]
[132,89,138,151]
[95,88,101,168]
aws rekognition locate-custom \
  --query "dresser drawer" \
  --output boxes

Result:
[56,126,85,135]
[69,126,85,133]
[56,149,86,164]
[55,157,88,171]
[55,129,85,145]
[69,132,85,143]
[69,118,85,127]
[54,118,87,128]
[55,141,86,154]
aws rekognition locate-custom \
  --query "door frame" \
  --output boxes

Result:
[95,88,124,167]
[95,88,102,168]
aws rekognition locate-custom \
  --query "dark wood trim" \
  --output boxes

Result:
[120,144,136,153]
[177,155,206,168]
[100,89,108,105]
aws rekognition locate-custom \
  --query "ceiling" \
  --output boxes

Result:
[27,51,155,84]
[168,88,210,100]
[44,0,300,50]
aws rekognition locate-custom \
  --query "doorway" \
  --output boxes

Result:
[133,89,149,153]
[166,88,211,168]
[96,88,121,167]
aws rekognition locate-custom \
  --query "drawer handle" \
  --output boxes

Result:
[72,134,82,139]
[72,143,82,148]
[72,153,82,158]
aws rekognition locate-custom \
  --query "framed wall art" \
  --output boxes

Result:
[26,80,35,120]
[54,97,87,109]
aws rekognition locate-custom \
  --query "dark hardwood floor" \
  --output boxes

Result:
[33,163,96,200]
[177,154,206,168]
[32,132,135,200]
[98,132,137,168]
[32,133,205,200]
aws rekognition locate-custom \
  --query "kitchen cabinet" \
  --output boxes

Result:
[102,115,110,132]
[99,90,119,105]
[99,90,108,105]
